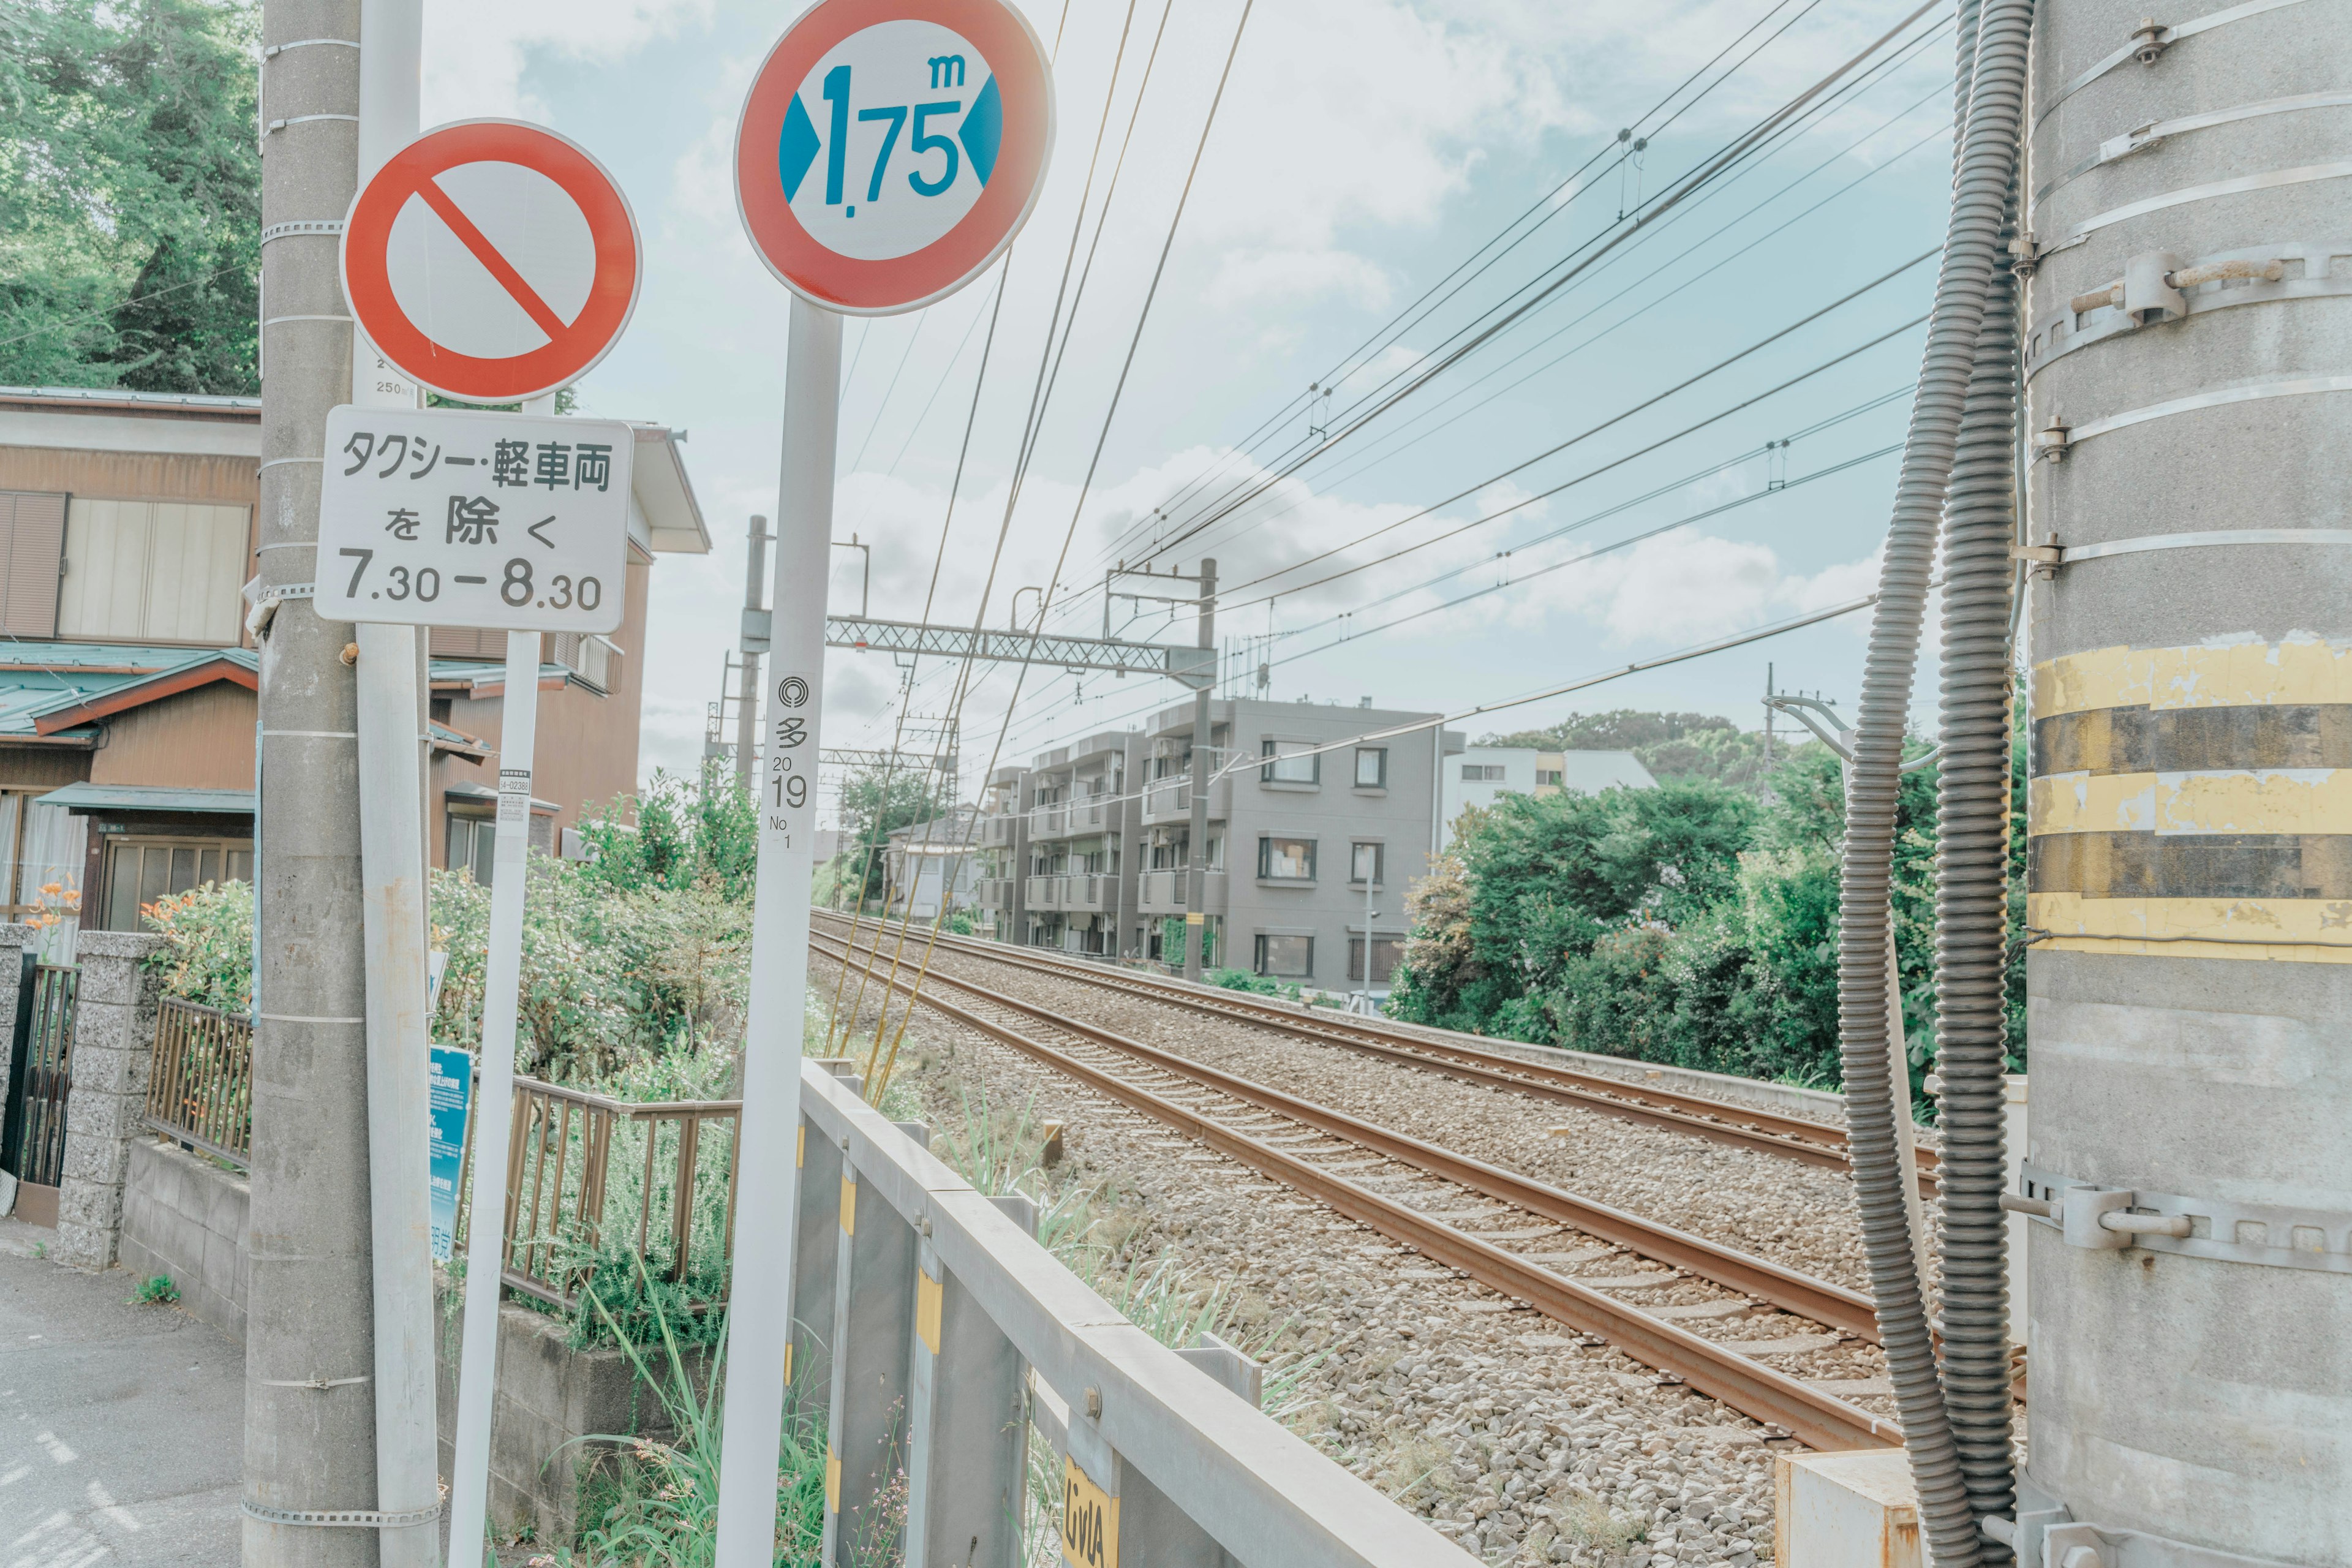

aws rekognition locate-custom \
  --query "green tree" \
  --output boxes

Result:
[832,764,948,903]
[1,0,260,392]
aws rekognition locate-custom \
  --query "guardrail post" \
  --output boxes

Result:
[1059,1409,1235,1568]
[823,1148,919,1566]
[904,1214,1030,1567]
[793,1119,845,1426]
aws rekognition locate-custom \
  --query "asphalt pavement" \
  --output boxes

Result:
[0,1216,243,1567]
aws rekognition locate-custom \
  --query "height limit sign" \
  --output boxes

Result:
[316,404,632,633]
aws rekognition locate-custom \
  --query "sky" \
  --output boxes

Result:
[418,0,1966,824]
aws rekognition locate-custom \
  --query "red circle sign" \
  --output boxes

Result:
[735,0,1054,315]
[341,120,643,403]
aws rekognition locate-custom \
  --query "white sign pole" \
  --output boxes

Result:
[349,4,440,1561]
[446,624,544,1568]
[712,294,839,1564]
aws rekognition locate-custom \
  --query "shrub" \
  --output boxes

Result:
[132,1275,179,1305]
[143,879,252,1010]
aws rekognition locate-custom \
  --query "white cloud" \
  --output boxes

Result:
[420,0,715,125]
[1207,250,1393,311]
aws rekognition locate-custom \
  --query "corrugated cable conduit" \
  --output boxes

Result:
[1837,0,2032,1561]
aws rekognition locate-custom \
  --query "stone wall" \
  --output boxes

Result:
[54,930,166,1268]
[434,1280,710,1544]
[121,1137,251,1340]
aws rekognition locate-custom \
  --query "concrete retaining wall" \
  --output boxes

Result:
[120,1137,250,1341]
[433,1280,710,1545]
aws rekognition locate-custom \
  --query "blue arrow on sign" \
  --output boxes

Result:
[779,94,822,201]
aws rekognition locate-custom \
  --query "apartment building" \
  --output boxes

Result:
[973,698,1454,996]
[1441,745,1656,846]
[882,806,981,919]
[0,385,708,939]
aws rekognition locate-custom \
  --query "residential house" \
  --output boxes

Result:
[0,385,709,941]
[1439,745,1656,846]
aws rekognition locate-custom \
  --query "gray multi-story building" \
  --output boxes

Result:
[973,697,1458,997]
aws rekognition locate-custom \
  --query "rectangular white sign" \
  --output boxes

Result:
[317,404,632,633]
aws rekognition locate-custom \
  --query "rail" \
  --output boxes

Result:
[810,927,1900,1451]
[789,1057,1464,1566]
[457,1076,742,1313]
[144,996,254,1166]
[821,913,1932,1185]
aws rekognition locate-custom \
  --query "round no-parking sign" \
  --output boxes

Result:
[342,119,643,403]
[735,0,1055,315]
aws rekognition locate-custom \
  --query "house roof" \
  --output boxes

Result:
[0,385,710,555]
[429,719,490,761]
[429,659,578,696]
[38,782,255,815]
[0,645,258,745]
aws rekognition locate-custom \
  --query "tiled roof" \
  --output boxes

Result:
[0,644,256,743]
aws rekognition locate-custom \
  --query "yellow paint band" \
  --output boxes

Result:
[2028,768,2352,837]
[839,1173,856,1236]
[2032,638,2352,720]
[916,1266,943,1355]
[2027,891,2352,963]
[826,1448,840,1515]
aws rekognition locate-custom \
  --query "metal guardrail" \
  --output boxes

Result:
[460,1076,743,1312]
[791,1059,1463,1567]
[145,996,254,1166]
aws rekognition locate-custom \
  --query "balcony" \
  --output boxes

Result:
[1068,798,1109,832]
[1140,774,1230,826]
[979,815,1019,848]
[977,877,1017,911]
[1028,805,1069,839]
[1137,869,1228,915]
[1021,873,1113,911]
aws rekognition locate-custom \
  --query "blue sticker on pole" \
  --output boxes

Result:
[428,1044,475,1263]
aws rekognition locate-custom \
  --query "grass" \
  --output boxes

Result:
[551,1256,828,1568]
[130,1274,179,1305]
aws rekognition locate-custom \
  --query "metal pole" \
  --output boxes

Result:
[349,3,439,1558]
[445,625,546,1568]
[1183,559,1216,981]
[712,294,836,1564]
[246,0,378,1556]
[734,514,769,791]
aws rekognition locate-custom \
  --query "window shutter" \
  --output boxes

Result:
[0,491,67,637]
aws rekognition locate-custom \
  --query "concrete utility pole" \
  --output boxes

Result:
[1184,559,1216,981]
[2016,0,2351,1554]
[734,514,770,791]
[247,0,383,1555]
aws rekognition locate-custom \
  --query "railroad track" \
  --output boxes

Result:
[813,911,1937,1186]
[810,928,1901,1452]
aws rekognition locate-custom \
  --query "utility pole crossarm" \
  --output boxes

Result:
[819,614,1217,686]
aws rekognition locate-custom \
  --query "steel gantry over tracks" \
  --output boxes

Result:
[750,610,1219,687]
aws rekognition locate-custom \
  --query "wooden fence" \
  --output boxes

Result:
[144,996,254,1166]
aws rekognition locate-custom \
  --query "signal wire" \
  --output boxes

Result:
[1135,0,1944,563]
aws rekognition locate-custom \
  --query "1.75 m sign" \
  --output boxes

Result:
[317,405,633,634]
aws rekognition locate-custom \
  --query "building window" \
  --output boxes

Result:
[1261,739,1319,785]
[1536,768,1564,786]
[1463,763,1507,781]
[59,499,253,644]
[1258,836,1315,881]
[100,836,253,932]
[1254,933,1313,976]
[1354,747,1387,787]
[1349,935,1406,984]
[448,813,498,886]
[1349,842,1384,884]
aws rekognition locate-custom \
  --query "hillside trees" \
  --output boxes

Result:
[1389,738,1981,1091]
[1,0,260,392]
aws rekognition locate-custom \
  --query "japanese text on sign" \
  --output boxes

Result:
[316,405,633,634]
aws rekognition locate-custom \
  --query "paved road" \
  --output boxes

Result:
[0,1216,243,1568]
